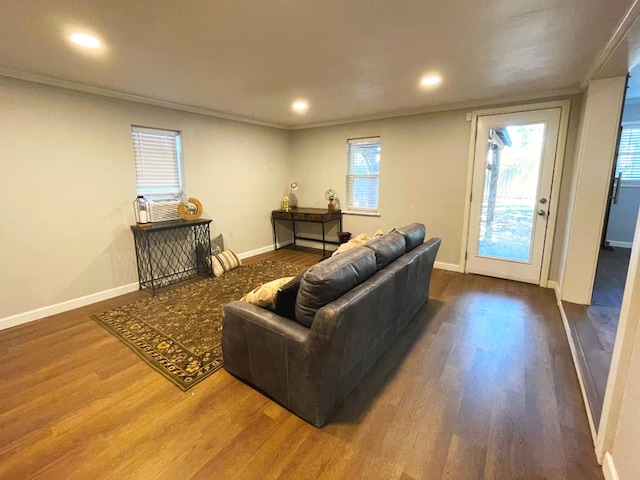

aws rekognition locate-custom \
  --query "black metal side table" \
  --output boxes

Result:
[130,218,213,295]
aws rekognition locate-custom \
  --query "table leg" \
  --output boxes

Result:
[145,233,156,295]
[322,222,326,256]
[272,217,278,250]
[292,220,297,247]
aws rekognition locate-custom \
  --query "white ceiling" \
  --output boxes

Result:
[0,1,638,128]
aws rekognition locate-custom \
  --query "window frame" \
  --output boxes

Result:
[131,125,185,201]
[616,122,640,188]
[345,136,381,215]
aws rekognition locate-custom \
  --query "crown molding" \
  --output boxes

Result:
[0,67,289,130]
[290,87,583,130]
[582,0,640,88]
[0,67,583,131]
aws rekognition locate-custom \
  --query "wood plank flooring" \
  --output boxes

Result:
[0,247,602,479]
[562,247,630,428]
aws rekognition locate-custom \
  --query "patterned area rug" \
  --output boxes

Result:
[92,259,307,390]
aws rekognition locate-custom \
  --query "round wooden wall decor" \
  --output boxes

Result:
[178,197,203,220]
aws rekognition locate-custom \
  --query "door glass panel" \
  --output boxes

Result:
[477,124,546,262]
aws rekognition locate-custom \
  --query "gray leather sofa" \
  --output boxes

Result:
[222,223,441,427]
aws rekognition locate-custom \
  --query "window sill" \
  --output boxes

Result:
[343,210,381,217]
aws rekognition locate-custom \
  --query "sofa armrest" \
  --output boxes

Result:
[222,300,311,388]
[222,300,335,427]
[223,300,310,343]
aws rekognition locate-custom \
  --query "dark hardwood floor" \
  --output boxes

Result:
[0,247,602,479]
[562,247,630,428]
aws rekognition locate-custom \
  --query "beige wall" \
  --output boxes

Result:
[609,315,640,478]
[290,96,583,272]
[597,211,640,479]
[560,77,627,304]
[547,95,584,281]
[0,77,290,319]
[606,100,640,245]
[0,76,584,322]
[622,99,640,123]
[290,110,470,267]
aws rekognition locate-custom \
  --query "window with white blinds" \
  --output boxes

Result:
[346,137,381,212]
[617,125,640,185]
[131,126,183,199]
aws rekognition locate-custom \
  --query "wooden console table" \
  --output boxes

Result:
[130,218,213,295]
[272,208,343,256]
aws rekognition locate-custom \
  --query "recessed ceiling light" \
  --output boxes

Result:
[421,75,442,86]
[70,32,101,49]
[292,100,309,113]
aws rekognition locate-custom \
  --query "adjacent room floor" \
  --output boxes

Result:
[562,247,630,428]
[0,247,602,479]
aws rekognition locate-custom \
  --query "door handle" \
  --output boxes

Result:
[613,172,623,204]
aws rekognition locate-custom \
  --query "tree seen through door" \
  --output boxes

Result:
[478,124,546,262]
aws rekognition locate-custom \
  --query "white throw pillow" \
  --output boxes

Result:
[241,277,295,309]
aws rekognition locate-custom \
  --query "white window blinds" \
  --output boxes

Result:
[617,125,640,185]
[347,137,380,212]
[132,126,183,198]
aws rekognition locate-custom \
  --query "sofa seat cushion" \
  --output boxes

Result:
[364,232,406,269]
[397,223,426,251]
[295,247,377,327]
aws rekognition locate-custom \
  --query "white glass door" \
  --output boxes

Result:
[466,108,561,283]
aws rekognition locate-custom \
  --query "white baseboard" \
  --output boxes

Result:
[547,280,560,295]
[0,241,283,331]
[606,240,633,248]
[262,241,461,272]
[236,241,295,260]
[276,240,295,249]
[247,241,462,272]
[602,452,619,480]
[0,282,139,332]
[434,261,460,272]
[237,244,276,259]
[0,245,456,332]
[291,238,329,250]
[554,284,598,444]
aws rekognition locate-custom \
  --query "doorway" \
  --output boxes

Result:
[563,81,640,429]
[466,107,562,284]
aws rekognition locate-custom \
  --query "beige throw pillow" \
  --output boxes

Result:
[241,276,295,309]
[211,250,241,277]
[331,233,371,256]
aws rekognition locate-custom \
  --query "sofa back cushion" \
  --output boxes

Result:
[364,232,406,269]
[397,223,426,251]
[295,247,377,327]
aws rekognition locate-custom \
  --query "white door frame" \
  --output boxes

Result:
[460,100,571,287]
